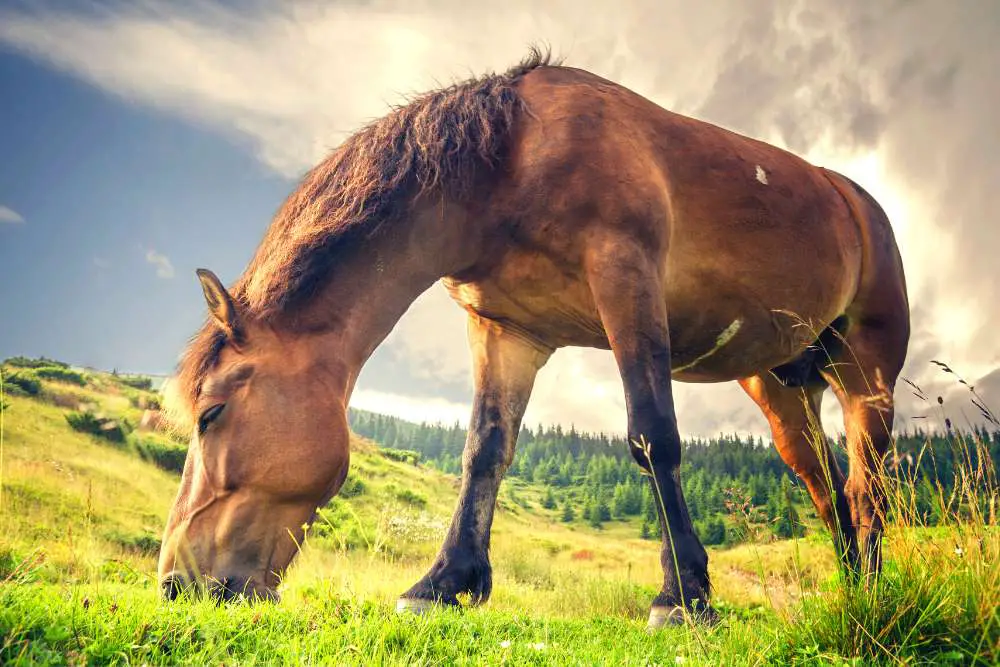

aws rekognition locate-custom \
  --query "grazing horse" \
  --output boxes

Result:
[157,49,910,626]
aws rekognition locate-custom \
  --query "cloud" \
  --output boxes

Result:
[0,205,25,224]
[145,249,174,279]
[0,0,721,178]
[93,257,112,269]
[2,1,998,438]
[350,388,469,427]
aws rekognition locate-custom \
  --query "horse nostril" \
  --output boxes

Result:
[207,576,278,604]
[161,574,185,601]
[208,577,244,603]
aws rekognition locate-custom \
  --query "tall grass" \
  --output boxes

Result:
[770,367,1000,664]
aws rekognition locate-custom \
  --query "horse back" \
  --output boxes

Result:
[509,65,865,285]
[449,65,899,379]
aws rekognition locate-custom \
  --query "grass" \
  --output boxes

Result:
[0,364,997,664]
[0,580,773,666]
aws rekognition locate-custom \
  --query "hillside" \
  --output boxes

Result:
[0,359,832,611]
[348,408,820,548]
[348,404,1000,547]
[0,358,997,664]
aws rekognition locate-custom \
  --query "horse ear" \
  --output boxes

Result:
[195,268,245,343]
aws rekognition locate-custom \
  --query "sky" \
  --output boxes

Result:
[1,0,998,440]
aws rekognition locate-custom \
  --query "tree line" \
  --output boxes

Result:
[347,408,1000,546]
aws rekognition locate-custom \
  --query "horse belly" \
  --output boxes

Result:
[451,277,833,382]
[664,302,828,382]
[446,248,852,381]
[656,173,862,379]
[662,244,857,382]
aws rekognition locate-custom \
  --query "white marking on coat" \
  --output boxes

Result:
[673,318,743,372]
[755,165,768,184]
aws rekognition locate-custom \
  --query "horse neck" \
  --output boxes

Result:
[302,200,477,393]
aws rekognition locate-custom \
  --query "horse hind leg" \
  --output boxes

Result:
[738,371,858,572]
[817,169,911,580]
[819,316,908,580]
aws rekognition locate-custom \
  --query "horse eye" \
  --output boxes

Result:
[198,403,226,435]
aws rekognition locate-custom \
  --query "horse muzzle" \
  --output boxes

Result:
[160,572,280,604]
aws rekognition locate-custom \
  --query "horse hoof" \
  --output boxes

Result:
[395,598,436,615]
[646,605,720,630]
[646,606,686,630]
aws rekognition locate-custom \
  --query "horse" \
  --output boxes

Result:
[157,48,910,627]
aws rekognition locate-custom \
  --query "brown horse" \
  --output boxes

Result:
[157,49,909,626]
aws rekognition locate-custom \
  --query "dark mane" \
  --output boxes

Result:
[168,48,557,425]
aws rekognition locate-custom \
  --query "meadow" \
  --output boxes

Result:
[0,359,997,665]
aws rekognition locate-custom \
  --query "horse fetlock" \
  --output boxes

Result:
[845,490,884,574]
[654,562,712,613]
[858,526,885,574]
[835,532,862,575]
[398,548,492,609]
[663,530,709,574]
[647,597,719,630]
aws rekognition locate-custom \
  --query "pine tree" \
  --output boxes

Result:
[383,421,398,448]
[585,499,602,528]
[561,500,575,523]
[542,487,557,510]
[642,484,659,522]
[612,483,628,518]
[772,477,805,539]
[597,496,611,522]
[765,487,782,521]
[699,517,726,545]
[749,473,768,506]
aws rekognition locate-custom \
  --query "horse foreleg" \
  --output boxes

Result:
[396,313,550,612]
[586,240,714,628]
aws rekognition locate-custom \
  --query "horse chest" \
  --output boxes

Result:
[443,265,609,349]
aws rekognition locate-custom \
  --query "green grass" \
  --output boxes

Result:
[0,580,775,666]
[0,365,997,664]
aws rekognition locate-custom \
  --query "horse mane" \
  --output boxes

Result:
[166,47,557,428]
